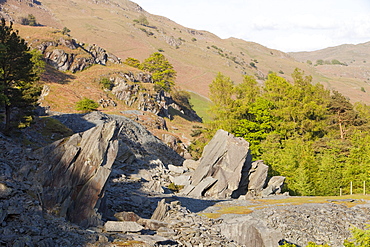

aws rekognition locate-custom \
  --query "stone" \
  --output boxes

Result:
[138,219,169,231]
[186,129,252,198]
[104,221,143,232]
[114,212,141,222]
[188,177,218,197]
[261,176,286,197]
[0,183,12,198]
[37,121,121,226]
[151,199,168,221]
[168,164,186,174]
[183,159,199,171]
[220,215,283,247]
[247,160,269,196]
[172,175,191,186]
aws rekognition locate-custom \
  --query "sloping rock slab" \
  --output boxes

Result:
[37,121,120,226]
[185,129,252,198]
[220,215,283,247]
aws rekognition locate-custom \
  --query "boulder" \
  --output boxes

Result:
[220,215,283,247]
[151,199,168,221]
[104,221,143,232]
[262,176,286,197]
[184,129,252,198]
[37,121,121,226]
[247,160,269,197]
[114,211,141,222]
[182,159,199,170]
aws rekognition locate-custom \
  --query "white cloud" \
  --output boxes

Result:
[134,0,370,52]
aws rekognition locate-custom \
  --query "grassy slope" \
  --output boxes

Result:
[201,195,370,219]
[8,0,370,121]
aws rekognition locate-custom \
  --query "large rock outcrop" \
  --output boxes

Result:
[111,75,202,122]
[183,129,253,198]
[37,121,121,226]
[182,129,285,199]
[36,38,120,73]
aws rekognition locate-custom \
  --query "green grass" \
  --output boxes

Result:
[188,91,213,123]
[200,195,370,219]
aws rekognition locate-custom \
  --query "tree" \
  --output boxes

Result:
[21,14,38,26]
[62,27,71,36]
[75,97,99,113]
[328,91,357,140]
[140,52,176,92]
[124,57,141,68]
[0,19,41,131]
[209,72,234,123]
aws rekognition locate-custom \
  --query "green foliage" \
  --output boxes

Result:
[361,87,366,92]
[136,15,149,26]
[191,38,197,42]
[62,27,71,35]
[99,77,113,90]
[124,57,141,68]
[307,60,312,65]
[202,68,370,196]
[344,225,370,247]
[0,19,42,132]
[316,59,324,65]
[167,183,184,193]
[21,14,38,26]
[140,52,176,92]
[172,90,192,110]
[75,97,99,113]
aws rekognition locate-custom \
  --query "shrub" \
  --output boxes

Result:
[99,77,113,90]
[167,183,184,193]
[344,224,370,246]
[21,14,38,26]
[124,57,141,68]
[75,97,99,113]
[62,27,71,35]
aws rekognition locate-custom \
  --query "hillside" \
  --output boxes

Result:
[3,0,367,105]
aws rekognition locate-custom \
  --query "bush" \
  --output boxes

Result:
[344,225,370,247]
[21,14,38,26]
[75,97,99,113]
[100,77,113,90]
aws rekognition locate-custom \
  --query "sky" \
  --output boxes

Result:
[133,0,370,52]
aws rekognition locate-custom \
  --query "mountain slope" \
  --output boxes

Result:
[1,0,370,104]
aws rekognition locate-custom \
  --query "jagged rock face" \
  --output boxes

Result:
[36,38,120,73]
[182,130,286,199]
[37,121,121,226]
[110,75,202,122]
[50,111,184,166]
[183,129,253,198]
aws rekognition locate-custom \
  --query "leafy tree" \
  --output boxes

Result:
[124,57,141,68]
[208,72,234,128]
[62,27,71,35]
[75,97,99,113]
[99,77,113,90]
[134,14,149,26]
[21,14,38,26]
[344,225,370,247]
[328,91,357,140]
[0,19,41,131]
[140,52,176,92]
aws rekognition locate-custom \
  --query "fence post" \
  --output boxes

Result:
[350,181,353,195]
[340,188,342,197]
[364,181,366,195]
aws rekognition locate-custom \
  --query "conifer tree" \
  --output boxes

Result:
[0,19,41,131]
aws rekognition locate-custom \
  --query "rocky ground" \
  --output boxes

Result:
[1,113,370,247]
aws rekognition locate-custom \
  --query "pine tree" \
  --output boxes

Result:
[140,52,176,92]
[0,19,41,131]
